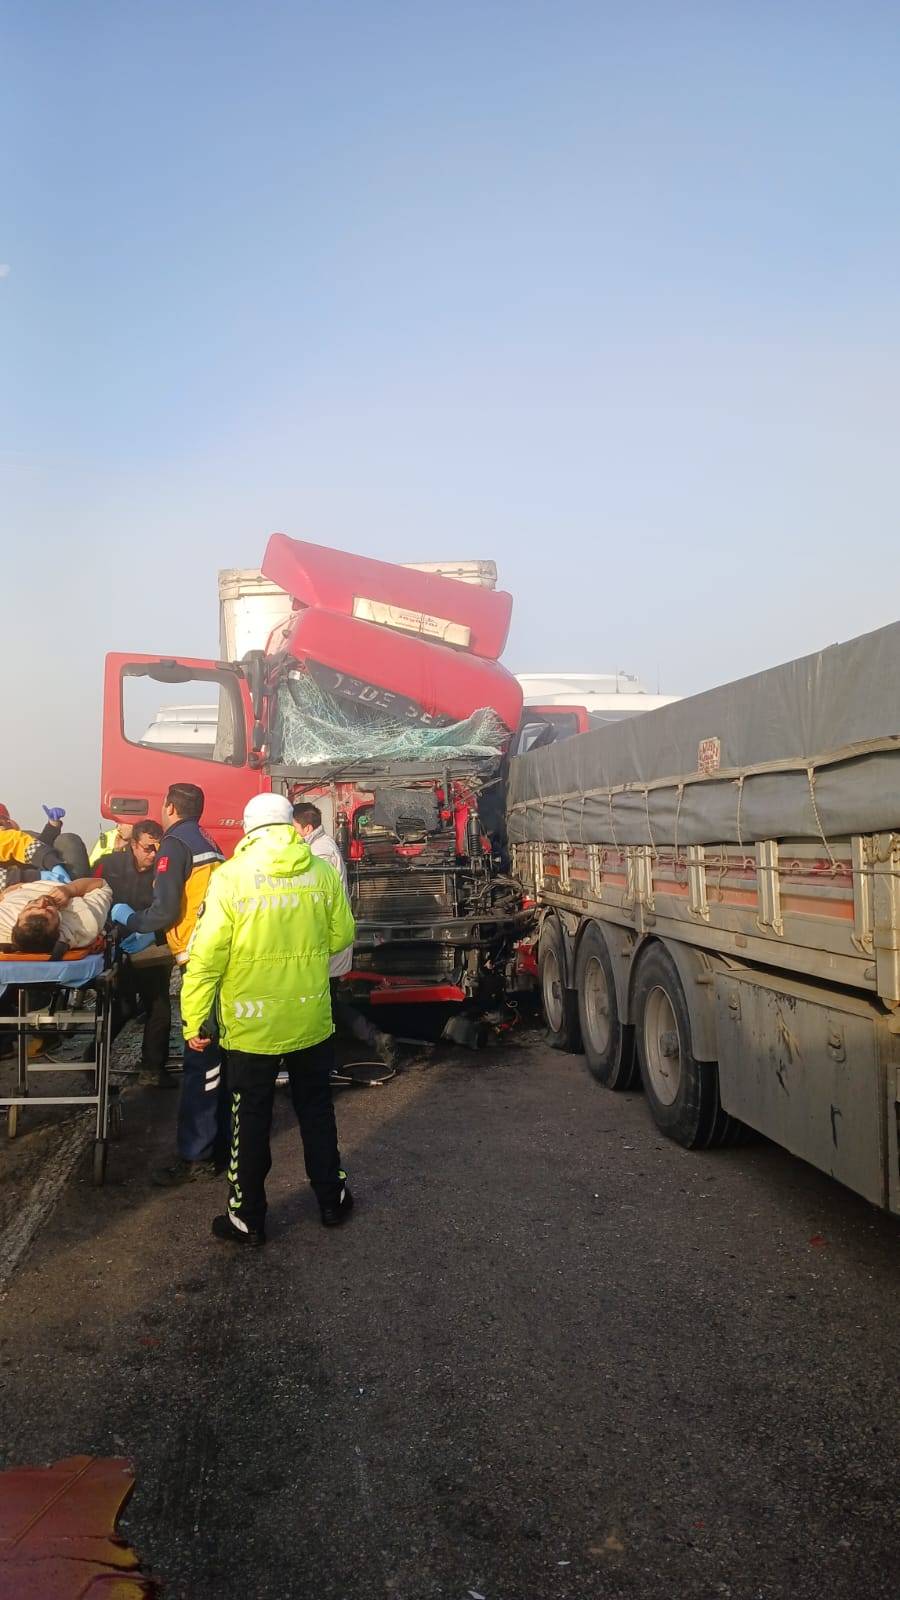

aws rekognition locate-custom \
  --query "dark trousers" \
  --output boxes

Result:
[177,1028,230,1164]
[227,1039,343,1231]
[112,959,172,1070]
[55,832,91,879]
[331,984,381,1048]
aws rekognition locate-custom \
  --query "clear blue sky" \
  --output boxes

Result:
[2,1,899,836]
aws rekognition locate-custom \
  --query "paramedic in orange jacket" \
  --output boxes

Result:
[112,782,226,1186]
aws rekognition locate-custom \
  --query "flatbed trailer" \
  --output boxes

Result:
[508,623,900,1216]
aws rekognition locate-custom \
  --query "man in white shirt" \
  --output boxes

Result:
[0,878,112,954]
[292,803,399,1069]
[291,804,352,977]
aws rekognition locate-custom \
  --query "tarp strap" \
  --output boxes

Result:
[607,791,622,857]
[807,765,839,872]
[643,786,657,858]
[735,774,747,862]
[714,847,729,902]
[673,783,685,876]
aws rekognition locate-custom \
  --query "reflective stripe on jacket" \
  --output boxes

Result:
[180,823,355,1053]
[126,819,224,962]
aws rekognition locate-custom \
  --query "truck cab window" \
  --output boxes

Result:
[122,669,245,765]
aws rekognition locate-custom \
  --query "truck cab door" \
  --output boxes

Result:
[101,654,264,858]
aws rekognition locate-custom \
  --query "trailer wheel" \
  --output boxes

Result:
[706,1073,755,1148]
[575,923,638,1089]
[633,943,723,1148]
[538,918,581,1052]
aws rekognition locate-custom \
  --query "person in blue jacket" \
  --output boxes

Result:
[110,783,227,1187]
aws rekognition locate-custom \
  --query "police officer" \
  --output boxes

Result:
[181,792,356,1245]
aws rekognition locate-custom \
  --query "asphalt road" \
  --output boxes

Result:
[0,1026,897,1600]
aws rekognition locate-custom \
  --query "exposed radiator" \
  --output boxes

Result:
[351,945,460,981]
[351,869,457,924]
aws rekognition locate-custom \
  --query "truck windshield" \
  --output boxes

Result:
[270,668,508,767]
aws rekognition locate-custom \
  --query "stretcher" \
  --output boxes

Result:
[0,938,118,1184]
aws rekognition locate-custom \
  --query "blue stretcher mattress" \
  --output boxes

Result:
[0,953,107,1000]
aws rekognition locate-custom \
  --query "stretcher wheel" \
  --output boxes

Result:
[92,1139,108,1186]
[108,1097,123,1140]
[7,1105,18,1139]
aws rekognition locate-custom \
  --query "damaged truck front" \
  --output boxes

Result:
[100,535,533,1027]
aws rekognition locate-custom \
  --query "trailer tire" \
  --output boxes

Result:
[575,923,638,1089]
[538,917,581,1052]
[708,1080,755,1148]
[633,943,724,1149]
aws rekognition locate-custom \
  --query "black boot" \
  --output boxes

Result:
[151,1155,219,1187]
[137,1065,179,1089]
[212,1212,266,1246]
[320,1180,354,1228]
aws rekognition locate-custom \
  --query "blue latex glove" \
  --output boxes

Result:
[42,805,66,823]
[110,902,136,927]
[120,931,155,955]
[40,865,71,883]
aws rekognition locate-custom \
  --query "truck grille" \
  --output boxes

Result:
[351,945,459,982]
[351,869,456,924]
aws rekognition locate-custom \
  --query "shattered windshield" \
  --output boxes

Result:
[271,666,509,767]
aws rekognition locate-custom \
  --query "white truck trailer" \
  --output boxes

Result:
[517,672,680,725]
[508,623,900,1216]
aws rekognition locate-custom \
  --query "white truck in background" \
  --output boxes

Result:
[518,672,680,726]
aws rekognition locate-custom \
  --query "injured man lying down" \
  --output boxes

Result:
[0,879,112,956]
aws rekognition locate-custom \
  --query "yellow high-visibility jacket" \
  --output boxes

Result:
[180,824,355,1054]
[89,828,123,867]
[0,829,42,865]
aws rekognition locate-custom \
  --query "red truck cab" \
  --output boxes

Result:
[99,539,589,1019]
[101,647,530,1013]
